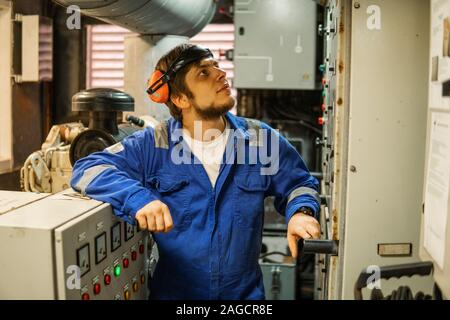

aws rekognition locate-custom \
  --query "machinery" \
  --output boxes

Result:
[20,88,158,194]
[0,189,156,299]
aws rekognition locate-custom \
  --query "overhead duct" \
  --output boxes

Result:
[53,0,217,37]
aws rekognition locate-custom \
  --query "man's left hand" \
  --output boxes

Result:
[287,212,321,258]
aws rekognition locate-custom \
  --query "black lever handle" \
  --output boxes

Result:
[297,239,339,264]
[354,261,433,300]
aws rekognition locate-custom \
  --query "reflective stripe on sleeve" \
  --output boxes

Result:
[75,164,117,195]
[287,186,320,206]
[105,142,124,154]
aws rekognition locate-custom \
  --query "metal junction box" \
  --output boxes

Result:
[234,0,317,89]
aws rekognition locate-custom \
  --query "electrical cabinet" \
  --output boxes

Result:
[318,0,434,299]
[0,190,153,300]
[234,0,318,89]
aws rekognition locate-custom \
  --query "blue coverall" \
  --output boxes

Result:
[70,112,320,300]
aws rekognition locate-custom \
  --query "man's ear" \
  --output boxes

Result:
[171,94,190,110]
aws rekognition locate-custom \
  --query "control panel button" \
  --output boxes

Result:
[104,274,112,285]
[93,283,101,295]
[114,265,121,277]
[123,258,129,269]
[124,290,131,300]
[81,293,90,300]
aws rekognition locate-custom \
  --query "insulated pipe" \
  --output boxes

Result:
[53,0,217,37]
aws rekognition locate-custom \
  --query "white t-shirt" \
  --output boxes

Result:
[182,119,230,187]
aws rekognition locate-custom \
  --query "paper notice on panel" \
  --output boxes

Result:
[429,0,450,110]
[424,112,450,269]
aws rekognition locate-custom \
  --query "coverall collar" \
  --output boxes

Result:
[169,112,250,146]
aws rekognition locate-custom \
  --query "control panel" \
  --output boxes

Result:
[0,190,155,300]
[317,0,433,300]
[55,202,153,300]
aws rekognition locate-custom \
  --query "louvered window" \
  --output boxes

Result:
[86,24,235,93]
[86,24,129,90]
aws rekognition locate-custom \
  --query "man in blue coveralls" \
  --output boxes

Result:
[70,44,321,300]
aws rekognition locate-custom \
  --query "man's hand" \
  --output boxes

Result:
[135,200,174,233]
[287,212,321,258]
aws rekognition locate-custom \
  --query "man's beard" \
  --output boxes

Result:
[191,97,235,120]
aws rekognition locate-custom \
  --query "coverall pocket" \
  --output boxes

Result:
[234,169,269,228]
[146,174,192,231]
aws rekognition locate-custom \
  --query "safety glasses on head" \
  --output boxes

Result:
[146,45,213,104]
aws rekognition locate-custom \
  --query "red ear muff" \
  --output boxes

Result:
[147,70,170,103]
[146,46,213,104]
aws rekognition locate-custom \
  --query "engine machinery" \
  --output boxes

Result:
[20,88,158,194]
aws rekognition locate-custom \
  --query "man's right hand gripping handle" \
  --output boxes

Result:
[135,200,174,233]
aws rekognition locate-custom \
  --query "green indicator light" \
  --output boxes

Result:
[114,265,121,277]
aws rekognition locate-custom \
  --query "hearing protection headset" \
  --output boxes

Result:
[146,45,213,104]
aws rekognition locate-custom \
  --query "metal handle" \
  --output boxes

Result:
[297,239,339,263]
[354,261,434,300]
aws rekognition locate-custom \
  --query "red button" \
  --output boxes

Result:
[104,274,111,285]
[321,104,326,112]
[139,244,145,254]
[318,117,325,125]
[131,251,137,261]
[93,283,101,295]
[81,293,90,300]
[123,258,129,268]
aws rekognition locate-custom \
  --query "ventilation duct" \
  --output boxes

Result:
[53,0,217,37]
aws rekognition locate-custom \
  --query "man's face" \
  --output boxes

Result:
[183,57,235,120]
